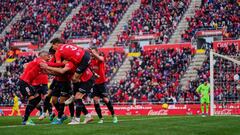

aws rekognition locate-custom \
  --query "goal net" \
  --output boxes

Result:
[210,50,240,116]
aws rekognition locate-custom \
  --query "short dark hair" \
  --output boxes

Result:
[90,46,98,51]
[49,46,56,54]
[50,38,62,44]
[38,51,49,56]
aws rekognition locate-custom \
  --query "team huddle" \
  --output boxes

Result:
[18,38,118,125]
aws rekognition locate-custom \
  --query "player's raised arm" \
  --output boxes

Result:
[90,47,104,62]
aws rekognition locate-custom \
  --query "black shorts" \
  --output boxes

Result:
[33,84,48,95]
[92,83,108,98]
[73,77,94,95]
[18,80,36,98]
[50,80,72,97]
[76,51,91,74]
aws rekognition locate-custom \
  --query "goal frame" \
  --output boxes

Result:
[210,49,240,116]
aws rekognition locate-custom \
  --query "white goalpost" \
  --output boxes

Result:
[210,50,240,116]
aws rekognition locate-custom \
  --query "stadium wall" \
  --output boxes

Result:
[1,104,239,116]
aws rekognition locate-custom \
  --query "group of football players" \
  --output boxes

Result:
[18,38,118,125]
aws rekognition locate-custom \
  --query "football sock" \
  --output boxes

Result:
[53,102,60,112]
[75,99,88,116]
[106,101,115,116]
[75,99,82,118]
[69,102,75,118]
[23,96,41,122]
[58,103,65,119]
[201,104,204,114]
[206,104,209,114]
[43,96,52,114]
[94,103,102,119]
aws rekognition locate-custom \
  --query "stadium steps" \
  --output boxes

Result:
[0,8,25,38]
[0,8,26,72]
[168,0,202,43]
[104,0,141,47]
[42,3,83,51]
[179,51,207,90]
[110,56,131,84]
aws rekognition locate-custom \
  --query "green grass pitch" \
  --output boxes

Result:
[0,116,239,135]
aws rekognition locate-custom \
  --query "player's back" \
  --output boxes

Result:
[56,44,85,65]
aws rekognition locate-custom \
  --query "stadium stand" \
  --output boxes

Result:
[4,0,80,47]
[182,0,240,42]
[116,0,190,46]
[0,55,35,106]
[109,48,193,103]
[62,0,133,47]
[0,0,27,33]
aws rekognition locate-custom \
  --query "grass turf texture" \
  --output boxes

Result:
[0,116,239,135]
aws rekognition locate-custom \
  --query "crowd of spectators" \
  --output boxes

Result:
[188,43,240,103]
[0,55,35,106]
[182,0,240,42]
[109,48,193,103]
[116,0,190,46]
[63,0,133,47]
[0,51,125,105]
[5,0,80,47]
[0,0,27,33]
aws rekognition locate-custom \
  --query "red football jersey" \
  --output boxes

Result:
[20,58,46,84]
[31,73,48,86]
[55,44,85,65]
[90,59,106,84]
[80,67,93,82]
[55,61,76,82]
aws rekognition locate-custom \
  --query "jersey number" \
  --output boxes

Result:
[65,45,77,51]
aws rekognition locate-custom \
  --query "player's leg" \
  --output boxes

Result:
[78,80,94,124]
[70,81,93,125]
[18,80,40,125]
[36,104,43,116]
[68,102,75,119]
[93,96,103,123]
[43,93,53,115]
[23,95,41,125]
[38,85,53,120]
[9,106,16,116]
[52,96,68,124]
[68,83,81,125]
[51,81,61,112]
[98,83,117,123]
[52,82,72,124]
[200,97,206,117]
[205,97,210,116]
[65,86,75,105]
[17,107,21,116]
[103,97,117,123]
[73,91,85,124]
[92,84,103,123]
